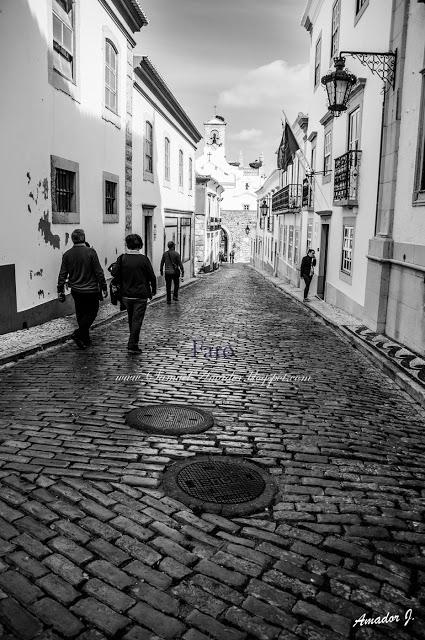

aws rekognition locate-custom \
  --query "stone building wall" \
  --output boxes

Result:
[221,209,257,263]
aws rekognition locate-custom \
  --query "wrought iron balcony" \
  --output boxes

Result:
[302,178,314,210]
[333,150,362,206]
[272,184,302,213]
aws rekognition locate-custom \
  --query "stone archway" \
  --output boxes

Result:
[220,226,231,261]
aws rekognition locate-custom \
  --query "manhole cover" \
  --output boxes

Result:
[126,404,214,435]
[162,455,276,516]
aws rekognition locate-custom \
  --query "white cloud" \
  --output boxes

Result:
[230,128,263,142]
[218,60,309,121]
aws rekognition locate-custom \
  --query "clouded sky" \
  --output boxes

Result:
[135,0,310,174]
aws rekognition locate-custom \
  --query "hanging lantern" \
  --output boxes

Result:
[245,225,250,235]
[321,56,357,115]
[260,199,268,217]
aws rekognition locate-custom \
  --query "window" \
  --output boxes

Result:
[145,121,153,177]
[103,172,119,223]
[356,0,369,15]
[52,0,74,80]
[51,155,79,224]
[283,225,287,256]
[341,225,354,274]
[179,150,184,188]
[324,130,333,176]
[348,107,360,151]
[294,228,299,264]
[243,204,250,211]
[307,222,313,249]
[288,225,294,262]
[414,71,425,204]
[331,0,341,60]
[314,36,322,88]
[188,157,193,191]
[105,40,118,113]
[164,137,170,182]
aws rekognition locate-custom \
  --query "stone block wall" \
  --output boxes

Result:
[221,209,257,263]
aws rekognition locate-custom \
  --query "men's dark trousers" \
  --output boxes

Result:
[71,291,99,344]
[165,272,180,301]
[302,275,313,300]
[122,298,147,348]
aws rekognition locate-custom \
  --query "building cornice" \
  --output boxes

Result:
[134,57,202,144]
[319,111,334,127]
[111,0,148,30]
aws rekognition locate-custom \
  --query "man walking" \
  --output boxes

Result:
[112,234,156,354]
[160,241,184,304]
[57,229,107,349]
[300,248,316,302]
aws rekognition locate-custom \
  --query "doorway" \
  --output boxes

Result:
[142,206,154,262]
[317,222,329,299]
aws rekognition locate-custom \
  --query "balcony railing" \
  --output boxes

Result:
[272,184,302,213]
[302,178,314,210]
[333,150,362,206]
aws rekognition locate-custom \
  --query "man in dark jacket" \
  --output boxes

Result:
[57,228,107,349]
[160,241,184,304]
[113,234,156,354]
[300,249,316,301]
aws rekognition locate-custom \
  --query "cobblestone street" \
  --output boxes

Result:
[0,264,424,640]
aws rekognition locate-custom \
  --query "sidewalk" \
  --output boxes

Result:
[254,266,425,410]
[0,276,199,367]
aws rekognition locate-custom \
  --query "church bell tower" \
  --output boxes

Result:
[204,114,227,163]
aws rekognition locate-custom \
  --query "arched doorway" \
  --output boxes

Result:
[220,227,229,261]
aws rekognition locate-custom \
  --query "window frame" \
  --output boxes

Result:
[144,121,154,181]
[330,0,341,62]
[104,39,118,115]
[49,0,80,101]
[103,171,119,223]
[354,0,369,25]
[413,68,425,205]
[188,157,193,192]
[164,137,170,183]
[340,221,355,280]
[314,35,322,89]
[51,155,80,224]
[178,149,184,189]
[52,0,74,81]
[288,225,294,262]
[323,127,333,183]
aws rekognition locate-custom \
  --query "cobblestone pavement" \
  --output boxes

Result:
[0,264,424,640]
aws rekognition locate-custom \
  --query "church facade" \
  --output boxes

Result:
[195,115,266,264]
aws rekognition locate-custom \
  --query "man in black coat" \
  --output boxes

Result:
[300,249,316,302]
[160,241,184,304]
[112,234,157,354]
[57,228,107,349]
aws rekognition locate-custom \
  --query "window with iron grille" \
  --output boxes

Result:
[307,222,313,249]
[105,181,117,215]
[145,122,153,175]
[164,137,170,181]
[51,155,79,223]
[243,204,250,210]
[179,150,184,188]
[283,225,287,256]
[55,168,75,212]
[341,225,354,274]
[314,36,322,88]
[330,0,341,60]
[294,228,299,264]
[188,157,193,190]
[105,40,118,113]
[52,0,74,80]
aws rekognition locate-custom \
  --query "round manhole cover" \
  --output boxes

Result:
[162,455,276,516]
[126,404,214,435]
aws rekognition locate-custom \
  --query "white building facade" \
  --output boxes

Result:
[196,115,265,264]
[0,0,201,334]
[194,176,224,274]
[132,58,201,286]
[299,0,392,313]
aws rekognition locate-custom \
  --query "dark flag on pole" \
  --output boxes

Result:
[277,121,299,171]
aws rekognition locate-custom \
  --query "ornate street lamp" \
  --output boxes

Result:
[321,51,397,116]
[260,199,268,217]
[245,225,250,236]
[321,56,357,116]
